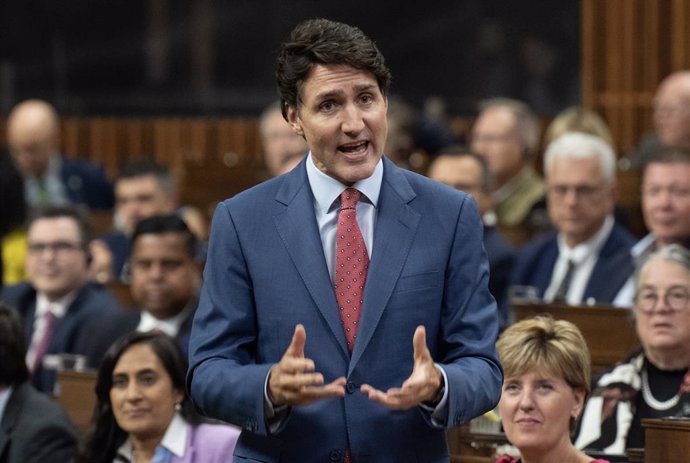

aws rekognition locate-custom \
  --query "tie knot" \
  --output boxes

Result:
[340,188,361,210]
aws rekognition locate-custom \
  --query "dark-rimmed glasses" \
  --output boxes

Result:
[634,286,690,314]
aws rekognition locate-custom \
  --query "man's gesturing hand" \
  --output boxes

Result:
[268,324,346,407]
[360,326,443,409]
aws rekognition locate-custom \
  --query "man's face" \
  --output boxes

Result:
[7,120,54,178]
[130,232,200,319]
[27,217,88,301]
[642,162,690,246]
[428,155,492,216]
[115,176,174,234]
[653,76,690,147]
[546,156,614,247]
[286,64,388,186]
[470,107,526,187]
[262,109,308,176]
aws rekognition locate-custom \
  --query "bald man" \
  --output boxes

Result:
[630,70,690,166]
[6,99,114,210]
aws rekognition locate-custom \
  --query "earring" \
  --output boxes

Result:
[175,402,182,411]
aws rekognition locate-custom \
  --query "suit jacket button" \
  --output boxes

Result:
[346,381,356,394]
[329,449,343,461]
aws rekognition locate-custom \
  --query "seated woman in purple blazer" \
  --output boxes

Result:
[78,331,239,463]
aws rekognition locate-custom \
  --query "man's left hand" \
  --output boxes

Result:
[361,325,443,409]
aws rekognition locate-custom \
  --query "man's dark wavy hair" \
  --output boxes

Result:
[276,18,392,119]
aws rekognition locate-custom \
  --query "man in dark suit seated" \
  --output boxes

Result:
[0,206,120,393]
[0,303,76,463]
[428,148,514,331]
[613,145,690,307]
[511,132,636,306]
[6,99,114,211]
[85,214,202,367]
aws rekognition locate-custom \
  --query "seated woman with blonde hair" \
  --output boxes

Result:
[78,331,239,463]
[495,315,609,463]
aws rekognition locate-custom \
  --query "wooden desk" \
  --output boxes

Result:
[447,424,507,463]
[642,418,690,463]
[513,303,639,373]
[55,370,98,433]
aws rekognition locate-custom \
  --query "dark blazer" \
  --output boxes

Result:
[0,382,76,463]
[483,225,515,331]
[0,283,120,392]
[510,221,636,304]
[101,231,131,281]
[188,157,502,462]
[83,301,197,369]
[60,156,114,210]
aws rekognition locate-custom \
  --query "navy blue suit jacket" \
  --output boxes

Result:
[510,222,636,304]
[60,157,114,210]
[188,157,502,463]
[0,282,120,392]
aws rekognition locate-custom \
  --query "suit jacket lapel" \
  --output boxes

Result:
[350,159,420,372]
[273,164,349,357]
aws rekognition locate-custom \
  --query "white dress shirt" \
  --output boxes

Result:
[25,154,69,207]
[544,215,614,305]
[115,412,188,462]
[136,302,195,338]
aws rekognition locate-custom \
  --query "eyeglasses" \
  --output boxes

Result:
[28,241,84,254]
[634,286,690,314]
[547,184,603,199]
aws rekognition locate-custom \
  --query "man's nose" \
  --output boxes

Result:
[341,105,364,135]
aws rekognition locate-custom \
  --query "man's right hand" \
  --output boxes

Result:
[268,324,346,407]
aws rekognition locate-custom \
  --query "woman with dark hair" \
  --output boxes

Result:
[0,151,28,285]
[79,331,239,463]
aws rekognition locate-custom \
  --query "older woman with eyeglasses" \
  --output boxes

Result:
[575,244,690,455]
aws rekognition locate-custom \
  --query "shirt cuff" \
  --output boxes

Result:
[264,366,289,433]
[418,363,449,427]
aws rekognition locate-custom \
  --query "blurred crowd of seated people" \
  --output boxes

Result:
[0,67,688,461]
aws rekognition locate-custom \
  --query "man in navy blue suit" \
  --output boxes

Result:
[6,99,114,211]
[511,132,635,305]
[188,19,502,462]
[0,206,120,393]
[428,148,514,331]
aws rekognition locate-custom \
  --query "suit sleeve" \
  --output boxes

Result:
[439,195,503,427]
[187,202,274,435]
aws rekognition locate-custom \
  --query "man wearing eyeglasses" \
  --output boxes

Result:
[613,145,690,307]
[0,206,120,393]
[511,132,636,305]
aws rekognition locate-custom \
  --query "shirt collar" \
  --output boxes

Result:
[557,215,614,264]
[36,290,77,319]
[137,298,195,337]
[116,412,189,460]
[305,152,383,214]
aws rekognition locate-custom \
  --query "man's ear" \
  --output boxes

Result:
[286,106,304,136]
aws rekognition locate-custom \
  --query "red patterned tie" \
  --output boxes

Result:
[334,188,369,353]
[31,310,57,372]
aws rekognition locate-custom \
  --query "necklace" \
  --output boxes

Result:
[640,367,680,411]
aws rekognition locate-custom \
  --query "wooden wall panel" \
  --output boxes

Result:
[582,0,690,155]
